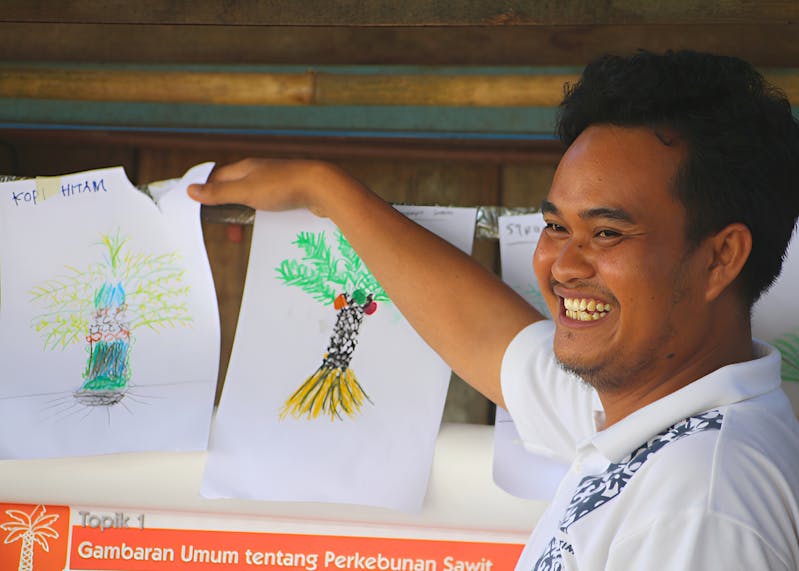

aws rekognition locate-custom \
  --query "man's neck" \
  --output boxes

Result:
[598,327,753,429]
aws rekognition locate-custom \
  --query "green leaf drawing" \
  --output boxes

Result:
[30,230,192,350]
[773,331,799,383]
[276,229,389,304]
[276,259,339,304]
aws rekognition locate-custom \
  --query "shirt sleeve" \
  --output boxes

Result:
[500,321,598,463]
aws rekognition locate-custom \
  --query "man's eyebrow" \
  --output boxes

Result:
[540,199,559,215]
[581,207,636,224]
[540,200,635,224]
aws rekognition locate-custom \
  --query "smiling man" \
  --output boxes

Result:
[533,124,754,424]
[189,51,799,569]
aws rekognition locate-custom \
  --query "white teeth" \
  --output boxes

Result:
[562,297,611,321]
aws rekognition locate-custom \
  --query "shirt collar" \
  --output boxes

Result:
[587,340,782,463]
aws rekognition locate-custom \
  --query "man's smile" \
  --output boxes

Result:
[562,297,612,321]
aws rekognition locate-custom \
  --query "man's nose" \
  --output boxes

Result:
[551,239,595,283]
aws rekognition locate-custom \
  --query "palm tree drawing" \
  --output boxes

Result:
[1,505,59,571]
[276,229,390,420]
[30,229,192,407]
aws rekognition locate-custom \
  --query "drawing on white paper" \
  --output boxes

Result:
[774,329,799,383]
[0,505,59,571]
[275,229,390,421]
[30,229,192,409]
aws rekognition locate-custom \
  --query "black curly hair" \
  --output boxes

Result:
[557,50,799,306]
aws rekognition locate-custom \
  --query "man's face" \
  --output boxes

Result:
[533,125,710,394]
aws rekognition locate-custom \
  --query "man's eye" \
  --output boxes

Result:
[596,229,621,238]
[544,222,566,233]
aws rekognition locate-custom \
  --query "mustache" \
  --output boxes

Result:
[548,279,619,305]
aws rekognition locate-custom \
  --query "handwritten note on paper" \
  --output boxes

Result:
[494,213,569,500]
[0,164,220,459]
[202,206,476,511]
[498,213,549,316]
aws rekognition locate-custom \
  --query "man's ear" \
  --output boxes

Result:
[705,222,752,302]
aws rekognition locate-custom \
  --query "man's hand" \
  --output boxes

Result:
[187,158,355,217]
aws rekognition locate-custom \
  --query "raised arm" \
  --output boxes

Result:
[188,158,544,407]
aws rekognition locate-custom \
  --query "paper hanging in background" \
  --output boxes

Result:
[752,222,799,412]
[497,213,550,317]
[202,206,476,511]
[494,213,569,500]
[0,163,220,459]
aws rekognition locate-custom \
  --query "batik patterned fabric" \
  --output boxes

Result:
[532,410,725,570]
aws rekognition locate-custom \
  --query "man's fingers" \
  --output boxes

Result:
[188,158,284,205]
[186,157,317,211]
[187,178,252,206]
[206,158,265,183]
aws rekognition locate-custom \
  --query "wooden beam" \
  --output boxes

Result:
[2,1,798,26]
[1,67,796,107]
[314,74,575,107]
[771,72,799,104]
[0,69,313,105]
[0,128,565,164]
[0,67,574,106]
[1,23,797,68]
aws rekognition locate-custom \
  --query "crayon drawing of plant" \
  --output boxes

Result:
[1,505,59,571]
[774,330,799,383]
[30,230,192,407]
[276,229,390,421]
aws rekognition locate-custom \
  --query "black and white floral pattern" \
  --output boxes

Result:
[533,539,573,571]
[533,410,724,570]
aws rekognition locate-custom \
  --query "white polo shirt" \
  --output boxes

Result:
[501,321,799,571]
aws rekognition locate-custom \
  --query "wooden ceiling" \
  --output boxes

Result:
[0,1,795,151]
[1,1,797,67]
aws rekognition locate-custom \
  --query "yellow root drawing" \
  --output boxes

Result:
[279,366,372,421]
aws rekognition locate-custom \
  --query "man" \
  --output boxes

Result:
[189,51,799,569]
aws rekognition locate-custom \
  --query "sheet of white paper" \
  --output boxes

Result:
[0,164,220,459]
[752,223,799,412]
[202,206,476,511]
[493,407,569,499]
[498,213,550,316]
[494,213,569,500]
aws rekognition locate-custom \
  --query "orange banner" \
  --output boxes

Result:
[70,526,523,571]
[0,504,524,571]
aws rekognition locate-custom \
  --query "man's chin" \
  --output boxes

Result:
[554,355,624,393]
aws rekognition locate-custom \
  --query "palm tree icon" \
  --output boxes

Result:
[1,505,59,571]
